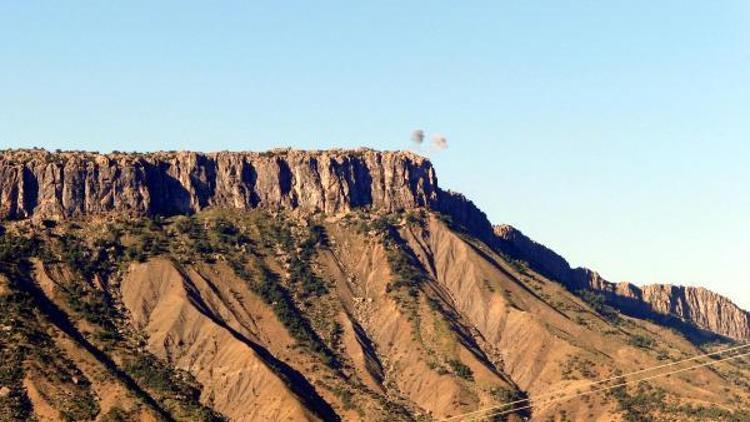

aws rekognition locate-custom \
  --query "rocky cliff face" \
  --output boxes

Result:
[0,148,441,220]
[615,283,750,340]
[0,147,495,251]
[494,225,750,341]
[2,148,746,343]
[2,148,750,420]
[493,224,573,285]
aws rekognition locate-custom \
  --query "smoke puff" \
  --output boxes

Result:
[432,134,448,150]
[410,129,425,145]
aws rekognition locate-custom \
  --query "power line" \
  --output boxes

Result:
[476,350,750,421]
[473,350,750,421]
[441,342,750,422]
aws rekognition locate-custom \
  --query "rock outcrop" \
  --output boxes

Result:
[0,147,496,250]
[2,148,750,420]
[0,148,440,220]
[2,148,746,343]
[615,283,750,341]
[494,224,750,341]
[493,224,573,286]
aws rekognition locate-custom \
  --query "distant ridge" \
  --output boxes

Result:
[494,224,750,341]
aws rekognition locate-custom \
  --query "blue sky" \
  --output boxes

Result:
[1,1,749,308]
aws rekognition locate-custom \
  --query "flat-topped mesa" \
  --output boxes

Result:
[0,148,448,220]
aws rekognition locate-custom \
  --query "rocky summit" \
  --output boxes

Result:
[0,148,749,421]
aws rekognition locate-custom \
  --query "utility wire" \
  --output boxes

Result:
[472,350,750,421]
[441,342,750,422]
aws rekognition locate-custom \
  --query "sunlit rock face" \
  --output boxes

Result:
[0,148,441,220]
[2,147,747,343]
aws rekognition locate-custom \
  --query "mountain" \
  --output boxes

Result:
[494,225,750,342]
[1,148,749,421]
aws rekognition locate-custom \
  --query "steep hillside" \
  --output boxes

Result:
[0,210,748,421]
[1,148,749,421]
[2,148,744,344]
[494,225,750,342]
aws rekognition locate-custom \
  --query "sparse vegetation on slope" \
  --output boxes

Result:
[0,235,100,421]
[1,223,225,421]
[577,289,622,324]
[1,208,749,421]
[122,211,341,369]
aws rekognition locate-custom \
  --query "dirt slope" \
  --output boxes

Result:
[1,209,749,421]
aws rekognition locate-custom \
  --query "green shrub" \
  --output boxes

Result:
[375,219,425,301]
[265,219,329,298]
[60,394,99,421]
[405,211,426,227]
[628,335,655,349]
[125,354,182,395]
[490,386,525,403]
[252,266,338,367]
[332,386,355,410]
[0,232,40,265]
[0,279,99,422]
[173,215,199,235]
[577,289,621,324]
[99,407,131,422]
[124,353,224,421]
[447,359,474,381]
[609,382,666,421]
[0,387,33,421]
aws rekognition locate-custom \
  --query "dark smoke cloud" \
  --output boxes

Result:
[410,129,425,145]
